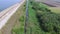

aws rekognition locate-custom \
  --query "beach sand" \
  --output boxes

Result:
[0,0,25,30]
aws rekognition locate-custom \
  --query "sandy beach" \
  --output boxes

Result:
[0,0,25,29]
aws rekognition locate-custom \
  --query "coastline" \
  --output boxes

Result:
[0,0,25,30]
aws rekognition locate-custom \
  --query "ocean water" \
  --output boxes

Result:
[0,0,21,12]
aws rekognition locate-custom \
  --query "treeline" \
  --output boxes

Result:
[30,0,60,34]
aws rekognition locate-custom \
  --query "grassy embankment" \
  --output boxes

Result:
[12,1,41,34]
[12,0,60,34]
[0,3,25,34]
[12,3,25,34]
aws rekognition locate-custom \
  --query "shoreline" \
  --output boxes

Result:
[0,3,20,18]
[0,0,25,29]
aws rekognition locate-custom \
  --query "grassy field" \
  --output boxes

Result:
[36,0,60,14]
[49,7,60,14]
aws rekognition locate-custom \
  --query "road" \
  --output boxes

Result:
[0,0,25,30]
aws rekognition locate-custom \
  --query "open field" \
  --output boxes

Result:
[49,7,60,13]
[36,0,60,7]
[36,0,60,14]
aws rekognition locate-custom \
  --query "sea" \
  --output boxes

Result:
[0,0,21,12]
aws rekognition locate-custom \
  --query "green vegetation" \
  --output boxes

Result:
[49,7,60,13]
[26,2,41,34]
[12,0,60,34]
[12,16,25,34]
[28,0,60,34]
[12,4,25,34]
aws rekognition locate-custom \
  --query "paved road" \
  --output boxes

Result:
[0,0,25,30]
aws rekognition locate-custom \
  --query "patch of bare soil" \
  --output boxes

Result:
[36,0,60,7]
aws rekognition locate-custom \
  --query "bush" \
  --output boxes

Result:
[30,0,60,34]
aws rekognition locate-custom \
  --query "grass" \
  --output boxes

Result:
[26,2,42,34]
[36,0,60,14]
[49,7,60,14]
[12,16,25,34]
[29,0,60,34]
[12,3,25,34]
[28,0,60,34]
[35,0,60,14]
[27,1,52,34]
[12,0,60,34]
[12,1,43,34]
